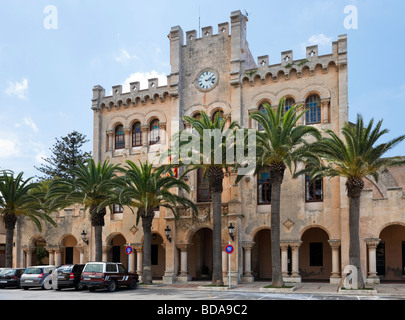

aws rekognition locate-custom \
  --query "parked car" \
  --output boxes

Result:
[53,264,85,291]
[0,268,25,288]
[20,265,56,290]
[80,262,138,292]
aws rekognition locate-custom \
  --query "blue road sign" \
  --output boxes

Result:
[225,245,234,254]
[125,246,133,255]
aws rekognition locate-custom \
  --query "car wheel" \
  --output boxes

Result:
[23,287,29,290]
[128,279,137,290]
[89,287,96,292]
[107,280,117,292]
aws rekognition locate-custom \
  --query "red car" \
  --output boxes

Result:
[80,262,138,292]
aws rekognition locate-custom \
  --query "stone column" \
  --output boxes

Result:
[365,238,381,284]
[76,244,86,264]
[134,244,143,281]
[102,245,111,262]
[46,246,55,266]
[289,241,302,283]
[106,130,113,151]
[23,247,35,267]
[124,127,131,150]
[54,247,63,266]
[328,240,341,284]
[280,241,290,279]
[322,99,330,124]
[141,125,149,148]
[176,244,191,282]
[241,241,255,282]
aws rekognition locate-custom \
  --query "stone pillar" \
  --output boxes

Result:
[124,127,131,150]
[222,244,228,279]
[107,130,113,151]
[328,240,341,284]
[134,244,143,281]
[176,244,191,282]
[102,245,111,262]
[141,125,149,148]
[241,241,255,282]
[46,247,55,266]
[54,247,63,266]
[76,244,86,264]
[24,247,35,267]
[322,99,330,124]
[280,242,290,280]
[289,241,302,283]
[365,238,381,284]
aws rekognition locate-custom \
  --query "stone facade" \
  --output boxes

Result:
[5,10,405,285]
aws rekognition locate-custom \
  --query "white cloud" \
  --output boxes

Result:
[23,117,39,133]
[115,49,138,63]
[0,137,20,159]
[5,78,29,100]
[121,71,167,93]
[301,34,333,55]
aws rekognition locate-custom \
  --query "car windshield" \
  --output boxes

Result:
[0,269,14,276]
[83,264,103,273]
[24,268,43,274]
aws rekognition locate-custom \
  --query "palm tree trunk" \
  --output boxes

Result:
[270,168,285,288]
[4,213,17,268]
[142,210,155,284]
[207,166,224,286]
[212,191,223,285]
[90,205,106,262]
[349,195,366,289]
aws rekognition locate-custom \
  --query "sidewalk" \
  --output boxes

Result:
[139,280,405,297]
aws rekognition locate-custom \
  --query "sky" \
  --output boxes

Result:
[0,0,404,179]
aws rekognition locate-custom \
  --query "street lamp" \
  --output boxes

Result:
[228,223,235,241]
[165,226,172,243]
[81,230,89,245]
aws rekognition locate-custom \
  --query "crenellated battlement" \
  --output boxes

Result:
[241,34,348,86]
[91,77,173,112]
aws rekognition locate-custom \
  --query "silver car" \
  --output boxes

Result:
[20,266,56,290]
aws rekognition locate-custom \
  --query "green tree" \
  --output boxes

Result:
[248,99,321,287]
[46,159,123,261]
[169,111,241,285]
[35,130,92,181]
[305,114,405,288]
[118,161,197,284]
[0,171,57,267]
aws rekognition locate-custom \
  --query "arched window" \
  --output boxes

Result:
[115,125,125,150]
[197,168,211,203]
[257,168,271,205]
[285,97,295,112]
[132,122,142,147]
[257,103,269,131]
[305,94,321,124]
[305,174,323,202]
[211,109,224,122]
[149,119,160,145]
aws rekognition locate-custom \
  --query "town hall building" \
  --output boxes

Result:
[5,10,405,285]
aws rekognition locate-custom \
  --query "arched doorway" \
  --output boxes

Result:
[60,235,79,265]
[252,229,272,280]
[188,228,213,280]
[151,233,165,280]
[109,234,126,265]
[300,227,332,282]
[31,237,48,266]
[378,224,405,281]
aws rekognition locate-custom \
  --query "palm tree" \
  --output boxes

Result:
[118,160,197,284]
[306,114,405,288]
[249,99,321,287]
[172,111,241,285]
[46,159,123,262]
[0,171,57,267]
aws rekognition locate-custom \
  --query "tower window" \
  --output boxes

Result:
[305,95,321,124]
[258,168,271,205]
[149,120,160,145]
[115,125,125,150]
[132,122,142,147]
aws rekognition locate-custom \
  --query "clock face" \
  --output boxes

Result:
[197,70,217,91]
